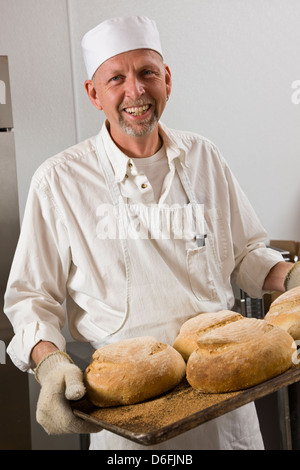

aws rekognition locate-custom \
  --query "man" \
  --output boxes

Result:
[4,15,300,450]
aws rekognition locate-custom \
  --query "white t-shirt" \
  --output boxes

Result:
[131,145,169,202]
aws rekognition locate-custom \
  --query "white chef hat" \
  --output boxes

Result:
[81,15,163,80]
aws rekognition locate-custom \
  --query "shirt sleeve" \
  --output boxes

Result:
[4,177,71,372]
[223,160,284,298]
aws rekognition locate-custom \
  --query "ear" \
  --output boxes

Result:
[164,65,172,99]
[84,80,103,111]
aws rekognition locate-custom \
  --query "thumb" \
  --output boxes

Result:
[64,364,86,401]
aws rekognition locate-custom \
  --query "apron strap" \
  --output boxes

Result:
[174,158,198,205]
[95,133,131,334]
[175,158,207,247]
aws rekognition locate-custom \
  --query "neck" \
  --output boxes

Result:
[108,123,162,158]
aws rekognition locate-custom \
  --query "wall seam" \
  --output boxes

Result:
[66,0,80,143]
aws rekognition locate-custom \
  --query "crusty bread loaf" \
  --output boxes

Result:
[264,286,300,340]
[84,336,186,407]
[173,310,243,360]
[178,312,294,393]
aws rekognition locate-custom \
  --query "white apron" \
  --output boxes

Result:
[89,134,264,450]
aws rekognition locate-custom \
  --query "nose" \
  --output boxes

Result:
[125,75,145,100]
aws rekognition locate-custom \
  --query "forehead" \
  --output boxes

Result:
[95,49,163,78]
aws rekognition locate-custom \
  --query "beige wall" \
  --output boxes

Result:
[1,0,299,239]
[1,0,300,238]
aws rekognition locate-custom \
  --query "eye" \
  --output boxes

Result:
[108,74,125,85]
[143,70,154,76]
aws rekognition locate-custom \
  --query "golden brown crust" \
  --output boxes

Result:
[84,336,186,407]
[186,316,295,393]
[173,311,243,360]
[264,286,300,339]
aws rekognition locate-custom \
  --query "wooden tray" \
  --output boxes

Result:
[72,364,300,446]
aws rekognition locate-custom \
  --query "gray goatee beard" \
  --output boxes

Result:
[119,108,159,137]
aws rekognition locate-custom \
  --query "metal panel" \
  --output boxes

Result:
[0,56,13,128]
[0,56,31,449]
[0,132,19,293]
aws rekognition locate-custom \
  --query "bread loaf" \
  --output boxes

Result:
[175,312,294,393]
[84,336,186,407]
[264,286,300,340]
[173,310,242,360]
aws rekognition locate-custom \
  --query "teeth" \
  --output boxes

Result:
[125,105,150,116]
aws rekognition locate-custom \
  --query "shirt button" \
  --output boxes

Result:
[141,183,148,189]
[128,162,133,168]
[124,174,128,179]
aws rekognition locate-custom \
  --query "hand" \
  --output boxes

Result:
[35,351,102,435]
[284,261,300,291]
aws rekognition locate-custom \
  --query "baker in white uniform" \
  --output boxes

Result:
[4,15,300,450]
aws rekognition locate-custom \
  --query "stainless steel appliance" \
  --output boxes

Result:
[0,56,31,449]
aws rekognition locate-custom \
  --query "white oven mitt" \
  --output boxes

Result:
[284,261,300,291]
[35,351,102,435]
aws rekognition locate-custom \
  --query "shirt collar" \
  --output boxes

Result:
[100,120,188,183]
[158,122,188,167]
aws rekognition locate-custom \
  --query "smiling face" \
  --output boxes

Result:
[85,49,172,152]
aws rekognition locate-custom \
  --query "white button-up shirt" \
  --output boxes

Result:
[4,121,283,373]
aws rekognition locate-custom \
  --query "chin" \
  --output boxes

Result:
[120,117,159,138]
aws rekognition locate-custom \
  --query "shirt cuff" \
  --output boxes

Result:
[233,247,285,299]
[6,321,67,373]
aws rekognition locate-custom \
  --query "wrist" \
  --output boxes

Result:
[31,341,59,366]
[263,261,293,292]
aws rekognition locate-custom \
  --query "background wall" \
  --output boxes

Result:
[1,0,299,449]
[1,0,299,238]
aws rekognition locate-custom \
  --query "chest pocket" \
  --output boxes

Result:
[186,242,218,302]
